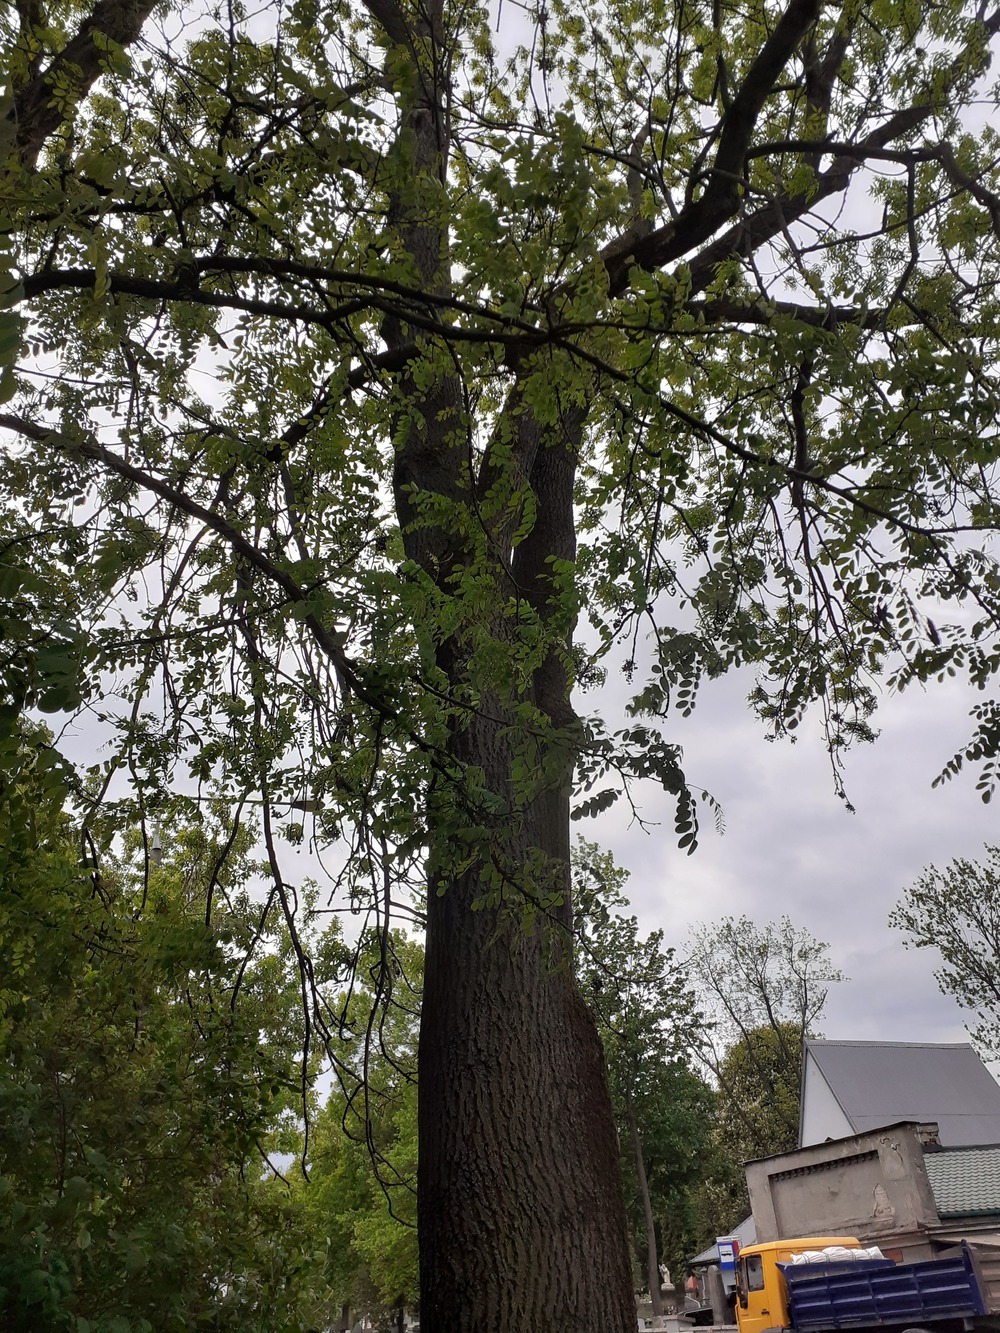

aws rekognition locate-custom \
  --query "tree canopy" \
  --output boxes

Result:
[688,915,845,1068]
[891,844,1000,1057]
[687,916,843,1211]
[5,0,1000,1325]
[302,931,421,1324]
[0,725,337,1333]
[715,1020,805,1160]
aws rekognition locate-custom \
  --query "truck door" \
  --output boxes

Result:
[737,1253,777,1333]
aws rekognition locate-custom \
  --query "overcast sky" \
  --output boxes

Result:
[27,0,997,1065]
[587,659,997,1048]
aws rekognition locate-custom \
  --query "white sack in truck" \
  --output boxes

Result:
[787,1247,886,1265]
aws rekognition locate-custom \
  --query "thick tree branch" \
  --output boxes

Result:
[691,296,886,328]
[509,403,585,729]
[8,0,157,166]
[374,11,465,576]
[684,101,944,298]
[605,8,1000,300]
[938,142,1000,239]
[187,254,537,328]
[697,0,825,212]
[359,0,414,51]
[12,0,46,95]
[802,15,855,170]
[19,266,556,358]
[601,0,824,293]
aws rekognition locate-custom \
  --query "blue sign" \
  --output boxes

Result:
[717,1238,737,1273]
[717,1237,738,1293]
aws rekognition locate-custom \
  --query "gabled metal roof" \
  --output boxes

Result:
[925,1145,1000,1217]
[805,1040,1000,1147]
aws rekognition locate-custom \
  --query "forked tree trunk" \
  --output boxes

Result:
[417,712,635,1333]
[403,360,635,1325]
[379,9,635,1320]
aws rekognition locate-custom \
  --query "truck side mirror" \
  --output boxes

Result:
[736,1263,748,1310]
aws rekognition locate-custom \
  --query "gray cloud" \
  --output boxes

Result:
[587,666,996,1047]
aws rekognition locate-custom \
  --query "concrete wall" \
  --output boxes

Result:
[747,1122,941,1252]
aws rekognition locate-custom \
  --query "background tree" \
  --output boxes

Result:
[640,1063,730,1284]
[688,918,844,1187]
[5,0,1000,1325]
[717,1022,805,1160]
[575,841,710,1313]
[0,724,341,1333]
[890,845,1000,1057]
[302,931,421,1330]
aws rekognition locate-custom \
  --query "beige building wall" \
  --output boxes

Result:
[746,1121,941,1261]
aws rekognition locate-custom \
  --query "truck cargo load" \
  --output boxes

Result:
[781,1245,987,1330]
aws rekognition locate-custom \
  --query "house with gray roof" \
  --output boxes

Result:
[738,1040,1000,1305]
[800,1039,1000,1148]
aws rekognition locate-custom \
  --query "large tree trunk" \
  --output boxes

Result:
[409,386,633,1326]
[417,712,635,1332]
[373,3,635,1322]
[412,396,635,1327]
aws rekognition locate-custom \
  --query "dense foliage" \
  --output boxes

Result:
[0,726,337,1333]
[715,1021,805,1160]
[301,932,421,1323]
[0,722,431,1332]
[6,0,1000,1322]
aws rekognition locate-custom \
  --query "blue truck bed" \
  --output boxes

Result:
[779,1245,988,1332]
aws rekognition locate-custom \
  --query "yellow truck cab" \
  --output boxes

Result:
[735,1237,863,1333]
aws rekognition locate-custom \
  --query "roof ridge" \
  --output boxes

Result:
[926,1143,1000,1154]
[807,1039,973,1050]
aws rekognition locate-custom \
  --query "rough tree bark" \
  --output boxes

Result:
[7,0,159,166]
[418,739,635,1331]
[412,428,635,1328]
